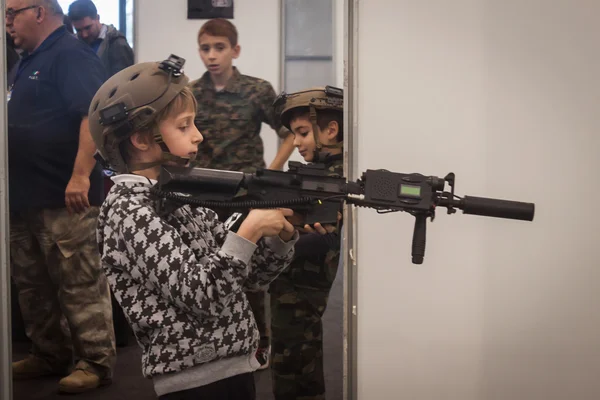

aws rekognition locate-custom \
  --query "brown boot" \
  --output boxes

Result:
[58,368,111,394]
[12,356,67,380]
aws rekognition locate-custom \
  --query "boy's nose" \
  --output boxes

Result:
[192,126,203,144]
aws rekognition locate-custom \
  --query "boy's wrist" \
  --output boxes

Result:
[279,230,295,242]
[237,221,262,243]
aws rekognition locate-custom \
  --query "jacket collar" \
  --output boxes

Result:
[198,66,242,94]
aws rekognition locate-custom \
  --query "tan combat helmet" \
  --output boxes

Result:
[274,85,343,152]
[89,54,191,173]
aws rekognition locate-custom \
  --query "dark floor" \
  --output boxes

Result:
[10,269,344,400]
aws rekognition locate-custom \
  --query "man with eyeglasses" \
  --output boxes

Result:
[6,0,116,394]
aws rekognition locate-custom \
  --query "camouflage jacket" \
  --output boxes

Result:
[96,175,298,378]
[189,67,289,173]
[273,154,344,291]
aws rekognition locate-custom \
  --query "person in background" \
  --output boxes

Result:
[68,0,134,77]
[6,0,115,393]
[269,86,345,400]
[68,0,135,347]
[189,18,295,370]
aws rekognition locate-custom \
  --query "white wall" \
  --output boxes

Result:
[355,1,600,400]
[135,0,281,165]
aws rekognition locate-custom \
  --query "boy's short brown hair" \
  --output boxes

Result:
[197,18,238,47]
[120,86,198,164]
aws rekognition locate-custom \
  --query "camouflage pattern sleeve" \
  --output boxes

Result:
[258,81,291,139]
[116,204,255,318]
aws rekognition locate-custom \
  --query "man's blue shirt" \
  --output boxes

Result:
[8,26,107,211]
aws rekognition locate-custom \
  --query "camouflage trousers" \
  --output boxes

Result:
[269,259,339,400]
[10,207,116,378]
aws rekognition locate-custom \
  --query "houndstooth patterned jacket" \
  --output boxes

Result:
[97,175,297,378]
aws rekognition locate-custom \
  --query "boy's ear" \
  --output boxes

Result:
[130,132,153,151]
[232,44,241,59]
[326,121,339,142]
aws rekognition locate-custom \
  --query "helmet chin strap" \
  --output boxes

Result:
[128,136,192,172]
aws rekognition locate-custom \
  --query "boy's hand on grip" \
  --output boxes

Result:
[238,208,295,243]
[302,222,335,235]
[301,212,342,235]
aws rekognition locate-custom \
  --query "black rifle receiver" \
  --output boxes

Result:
[152,162,535,264]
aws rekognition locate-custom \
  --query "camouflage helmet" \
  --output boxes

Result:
[274,86,343,152]
[275,86,343,131]
[89,54,190,173]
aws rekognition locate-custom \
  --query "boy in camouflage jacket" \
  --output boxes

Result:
[269,86,344,400]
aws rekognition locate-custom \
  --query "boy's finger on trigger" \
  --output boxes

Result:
[279,208,294,216]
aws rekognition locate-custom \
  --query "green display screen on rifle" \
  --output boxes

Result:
[400,184,421,197]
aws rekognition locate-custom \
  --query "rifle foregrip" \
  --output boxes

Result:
[412,214,427,264]
[462,196,535,221]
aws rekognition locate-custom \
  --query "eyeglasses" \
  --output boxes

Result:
[6,5,38,22]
